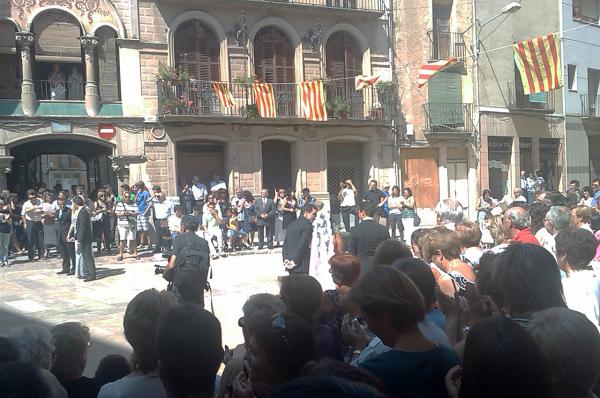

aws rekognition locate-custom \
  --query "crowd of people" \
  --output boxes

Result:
[2,172,600,397]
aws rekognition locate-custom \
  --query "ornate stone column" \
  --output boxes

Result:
[15,32,36,116]
[80,36,100,116]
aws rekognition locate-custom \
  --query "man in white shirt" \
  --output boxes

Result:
[536,206,571,259]
[21,189,45,261]
[209,173,227,192]
[168,205,182,240]
[114,194,138,261]
[150,192,173,253]
[230,188,244,211]
[338,179,357,233]
[191,176,207,208]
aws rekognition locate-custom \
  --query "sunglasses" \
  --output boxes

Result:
[271,313,291,352]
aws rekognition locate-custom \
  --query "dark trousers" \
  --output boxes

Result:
[389,213,404,240]
[257,222,273,248]
[93,217,111,253]
[25,221,44,260]
[59,240,76,272]
[154,221,170,252]
[340,206,356,232]
[78,243,96,278]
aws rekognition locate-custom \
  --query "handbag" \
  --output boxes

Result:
[413,212,421,227]
[91,212,104,223]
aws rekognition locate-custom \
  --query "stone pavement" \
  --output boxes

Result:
[0,248,285,376]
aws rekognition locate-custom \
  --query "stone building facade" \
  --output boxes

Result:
[0,0,395,212]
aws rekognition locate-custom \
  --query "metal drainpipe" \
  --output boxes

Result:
[386,0,400,187]
[472,0,481,194]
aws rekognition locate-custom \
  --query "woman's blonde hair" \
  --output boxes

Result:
[488,214,510,245]
[350,266,425,330]
[420,226,461,261]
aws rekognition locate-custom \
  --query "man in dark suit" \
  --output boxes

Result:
[255,188,276,249]
[73,196,96,282]
[55,199,76,275]
[282,204,317,274]
[348,202,390,275]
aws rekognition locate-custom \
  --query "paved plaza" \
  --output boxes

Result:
[0,250,285,376]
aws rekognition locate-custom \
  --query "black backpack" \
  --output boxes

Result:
[170,246,210,289]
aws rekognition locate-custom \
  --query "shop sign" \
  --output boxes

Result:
[51,121,72,133]
[519,140,532,149]
[540,139,559,152]
[98,124,117,140]
[488,160,510,172]
[488,140,512,153]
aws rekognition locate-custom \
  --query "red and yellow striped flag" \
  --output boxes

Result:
[212,82,234,108]
[252,83,276,118]
[417,58,458,88]
[300,80,327,121]
[513,33,562,95]
[355,75,380,91]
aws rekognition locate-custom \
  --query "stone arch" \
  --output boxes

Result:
[27,7,87,35]
[248,16,304,82]
[6,132,116,150]
[322,23,371,76]
[0,17,21,32]
[168,11,229,82]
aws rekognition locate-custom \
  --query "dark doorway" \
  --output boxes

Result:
[8,138,115,194]
[327,142,365,214]
[261,140,293,193]
[176,140,225,187]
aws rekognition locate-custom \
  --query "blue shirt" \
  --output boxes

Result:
[136,190,150,214]
[592,191,600,207]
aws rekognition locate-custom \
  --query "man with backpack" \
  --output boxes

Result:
[164,215,211,307]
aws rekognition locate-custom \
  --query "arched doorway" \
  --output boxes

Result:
[261,139,293,193]
[176,140,225,187]
[7,137,115,193]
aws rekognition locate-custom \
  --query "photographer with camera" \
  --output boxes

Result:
[338,179,357,233]
[163,215,211,307]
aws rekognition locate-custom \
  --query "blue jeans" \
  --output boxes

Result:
[0,232,10,263]
[75,241,84,277]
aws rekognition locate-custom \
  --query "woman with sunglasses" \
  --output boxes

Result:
[232,313,315,398]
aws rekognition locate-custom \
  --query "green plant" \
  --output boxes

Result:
[156,63,190,83]
[244,104,260,118]
[327,96,352,119]
[233,75,257,88]
[375,80,397,104]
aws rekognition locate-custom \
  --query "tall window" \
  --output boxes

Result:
[326,31,361,83]
[32,10,84,100]
[174,20,220,81]
[254,27,295,83]
[97,27,120,101]
[0,21,20,99]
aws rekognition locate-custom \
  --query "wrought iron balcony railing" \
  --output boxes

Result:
[581,94,600,118]
[244,0,385,12]
[423,102,474,133]
[427,31,466,61]
[157,79,395,121]
[38,80,84,101]
[507,81,555,112]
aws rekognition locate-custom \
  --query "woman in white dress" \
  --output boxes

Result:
[309,201,335,290]
[41,191,57,257]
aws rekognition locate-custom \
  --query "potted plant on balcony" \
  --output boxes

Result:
[327,96,352,119]
[375,80,397,117]
[156,63,190,85]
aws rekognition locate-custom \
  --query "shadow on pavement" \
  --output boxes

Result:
[0,304,132,377]
[95,267,125,281]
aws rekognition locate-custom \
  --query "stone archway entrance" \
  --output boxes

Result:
[7,137,115,193]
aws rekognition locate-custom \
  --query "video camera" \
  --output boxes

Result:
[154,251,172,275]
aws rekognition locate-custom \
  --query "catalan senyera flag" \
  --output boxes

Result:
[252,83,276,118]
[300,80,327,121]
[355,75,380,91]
[417,57,458,88]
[212,82,234,108]
[513,33,562,95]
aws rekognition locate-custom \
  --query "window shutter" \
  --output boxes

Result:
[97,27,120,102]
[174,21,220,81]
[326,31,362,98]
[33,11,81,59]
[254,27,295,83]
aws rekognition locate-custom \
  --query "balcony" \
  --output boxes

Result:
[38,80,84,101]
[507,81,555,113]
[157,80,395,122]
[427,31,466,61]
[423,102,474,134]
[573,5,599,23]
[581,94,600,118]
[240,0,385,12]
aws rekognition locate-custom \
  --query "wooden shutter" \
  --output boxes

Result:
[33,11,81,59]
[326,31,362,97]
[254,27,294,83]
[428,71,462,127]
[97,27,120,101]
[174,20,220,81]
[0,21,19,99]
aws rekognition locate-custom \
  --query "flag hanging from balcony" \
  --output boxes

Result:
[513,33,562,95]
[213,82,235,108]
[417,57,458,88]
[355,75,380,91]
[300,80,327,121]
[252,83,277,118]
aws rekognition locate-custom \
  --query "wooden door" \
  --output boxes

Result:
[402,149,439,209]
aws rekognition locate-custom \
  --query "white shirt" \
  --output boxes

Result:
[191,183,207,201]
[97,370,166,398]
[536,227,556,258]
[562,269,600,331]
[387,196,403,215]
[21,199,44,222]
[203,202,223,218]
[580,197,594,207]
[339,188,356,207]
[580,223,594,233]
[168,214,181,233]
[514,195,527,202]
[152,200,173,220]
